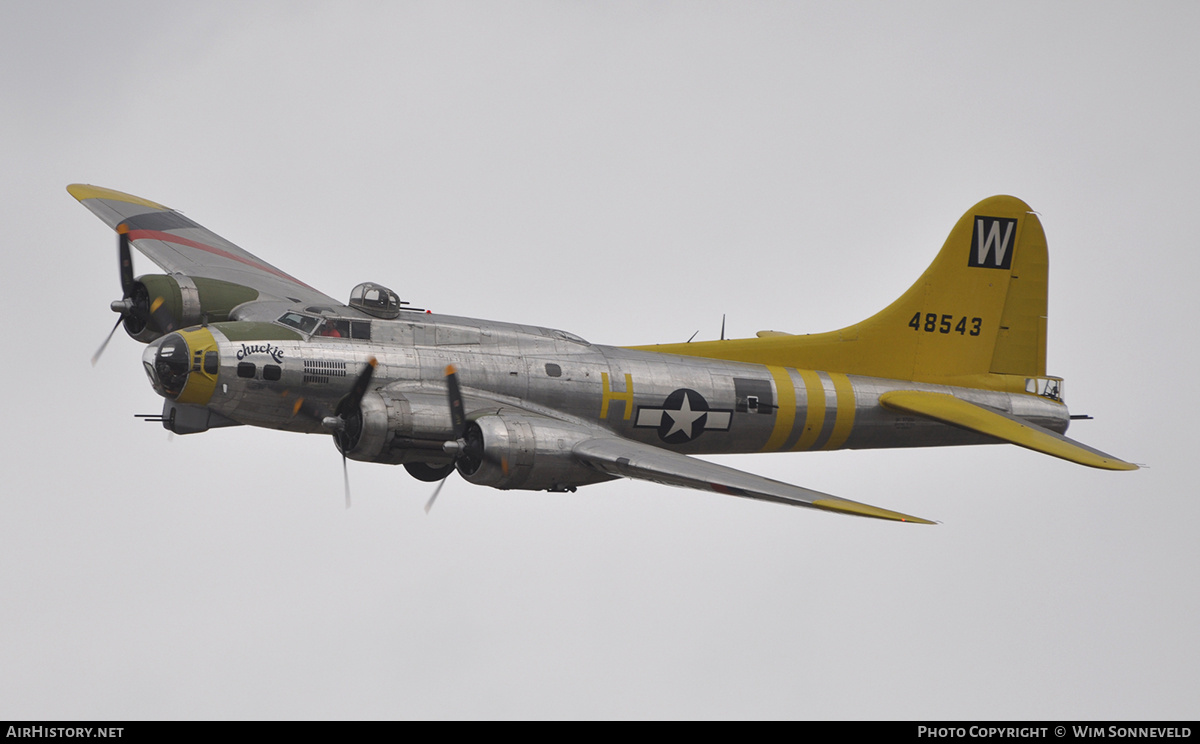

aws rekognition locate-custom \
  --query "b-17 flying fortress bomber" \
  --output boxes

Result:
[72,184,1136,523]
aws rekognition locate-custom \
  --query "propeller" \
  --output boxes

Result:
[327,357,378,509]
[91,224,173,365]
[285,360,468,513]
[286,357,378,509]
[424,365,483,514]
[92,225,134,364]
[91,316,126,366]
[424,471,449,514]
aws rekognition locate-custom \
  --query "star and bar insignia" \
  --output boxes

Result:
[635,388,732,444]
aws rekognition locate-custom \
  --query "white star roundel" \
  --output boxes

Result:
[635,388,732,444]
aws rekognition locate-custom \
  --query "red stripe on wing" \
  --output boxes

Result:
[127,229,318,292]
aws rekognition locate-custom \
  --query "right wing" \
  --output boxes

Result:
[574,435,935,524]
[68,184,342,308]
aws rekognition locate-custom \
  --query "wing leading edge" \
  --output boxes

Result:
[68,184,341,308]
[574,436,935,524]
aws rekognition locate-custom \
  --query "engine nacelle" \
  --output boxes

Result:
[337,390,456,466]
[456,413,616,492]
[335,394,618,491]
[126,274,259,342]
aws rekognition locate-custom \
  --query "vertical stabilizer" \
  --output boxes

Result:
[631,196,1049,388]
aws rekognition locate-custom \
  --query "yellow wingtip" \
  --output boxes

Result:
[1103,459,1140,472]
[813,498,936,525]
[67,184,169,211]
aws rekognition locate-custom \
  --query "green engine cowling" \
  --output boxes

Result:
[126,274,259,342]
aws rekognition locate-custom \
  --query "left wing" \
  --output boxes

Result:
[438,381,934,523]
[68,184,341,307]
[573,435,935,524]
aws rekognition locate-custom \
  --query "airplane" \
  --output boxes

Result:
[70,184,1137,524]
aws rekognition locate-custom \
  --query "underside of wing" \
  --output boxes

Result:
[879,390,1138,471]
[573,436,935,524]
[68,184,342,307]
[394,379,935,523]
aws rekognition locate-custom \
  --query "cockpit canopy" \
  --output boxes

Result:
[349,282,401,319]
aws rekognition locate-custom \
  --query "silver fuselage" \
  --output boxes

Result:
[145,306,1069,467]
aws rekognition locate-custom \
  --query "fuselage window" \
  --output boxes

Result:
[237,362,256,378]
[263,364,282,381]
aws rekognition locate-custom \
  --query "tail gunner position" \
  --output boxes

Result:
[72,184,1136,523]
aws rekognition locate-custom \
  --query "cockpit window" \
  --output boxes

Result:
[277,312,321,334]
[317,318,349,338]
[315,318,371,340]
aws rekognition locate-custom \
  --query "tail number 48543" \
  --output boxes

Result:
[908,312,981,336]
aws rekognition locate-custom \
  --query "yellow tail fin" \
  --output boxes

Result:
[631,195,1049,390]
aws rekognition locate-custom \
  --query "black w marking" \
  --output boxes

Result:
[968,216,1017,270]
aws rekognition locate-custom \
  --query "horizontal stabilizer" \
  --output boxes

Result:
[879,391,1137,471]
[574,437,935,524]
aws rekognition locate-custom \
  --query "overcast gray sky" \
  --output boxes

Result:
[2,1,1197,719]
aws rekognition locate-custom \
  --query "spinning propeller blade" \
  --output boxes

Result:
[92,224,173,364]
[118,224,134,297]
[282,358,378,509]
[331,358,377,509]
[445,364,466,438]
[91,316,124,366]
[424,476,447,514]
[424,365,479,514]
